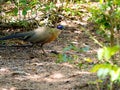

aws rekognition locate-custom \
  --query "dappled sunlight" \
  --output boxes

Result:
[13,72,66,82]
[13,68,94,83]
[49,72,64,79]
[18,72,69,82]
[0,67,11,75]
[86,48,98,54]
[43,77,71,83]
[74,71,92,75]
[0,87,17,90]
[23,74,42,81]
[61,63,74,68]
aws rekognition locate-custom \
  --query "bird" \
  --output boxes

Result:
[0,25,64,55]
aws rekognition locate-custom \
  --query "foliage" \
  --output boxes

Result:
[91,45,120,89]
[56,44,90,65]
[89,0,120,46]
[92,63,120,82]
[0,0,85,28]
[0,0,60,26]
[56,44,78,63]
[89,0,120,89]
[97,46,120,61]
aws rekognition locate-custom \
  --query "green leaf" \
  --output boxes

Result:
[22,9,27,16]
[20,0,27,5]
[22,7,31,16]
[49,2,55,9]
[30,0,38,6]
[97,68,110,79]
[110,45,120,55]
[45,5,50,11]
[100,0,104,4]
[63,44,77,52]
[13,7,18,16]
[63,54,67,62]
[91,63,120,82]
[91,63,111,72]
[91,64,104,72]
[82,46,90,52]
[45,2,55,11]
[97,48,104,60]
[104,47,111,60]
[110,66,120,82]
[56,53,73,63]
[97,46,120,61]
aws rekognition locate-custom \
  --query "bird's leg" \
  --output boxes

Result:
[40,44,47,56]
[30,43,39,55]
[26,43,38,58]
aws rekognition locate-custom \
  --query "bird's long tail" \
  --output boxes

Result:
[0,33,28,40]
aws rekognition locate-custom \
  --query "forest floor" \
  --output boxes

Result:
[0,20,101,90]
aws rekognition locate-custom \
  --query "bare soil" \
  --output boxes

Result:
[0,21,99,90]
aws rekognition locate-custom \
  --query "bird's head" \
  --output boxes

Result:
[57,25,64,30]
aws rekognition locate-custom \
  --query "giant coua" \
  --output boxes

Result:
[0,25,64,54]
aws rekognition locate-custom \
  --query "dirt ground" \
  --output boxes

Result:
[0,21,99,90]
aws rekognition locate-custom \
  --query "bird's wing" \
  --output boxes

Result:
[18,31,35,41]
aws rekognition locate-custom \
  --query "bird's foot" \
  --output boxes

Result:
[50,50,59,55]
[42,53,48,56]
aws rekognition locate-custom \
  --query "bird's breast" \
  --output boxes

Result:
[28,27,61,44]
[42,29,61,44]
